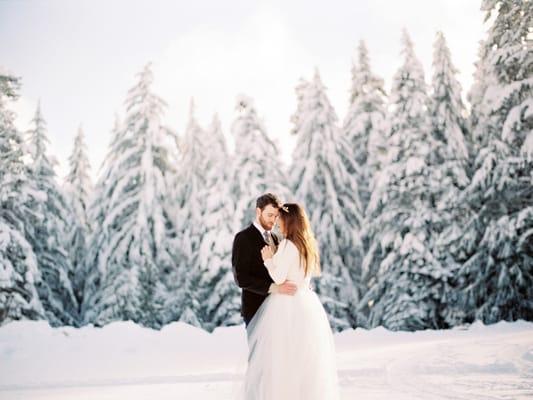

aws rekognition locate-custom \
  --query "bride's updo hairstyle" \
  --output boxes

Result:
[279,203,321,277]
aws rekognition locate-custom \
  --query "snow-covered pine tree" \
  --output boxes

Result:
[83,63,175,329]
[430,31,469,162]
[64,125,92,306]
[290,79,311,136]
[446,0,533,324]
[290,70,364,331]
[467,38,497,158]
[197,114,240,330]
[82,114,123,322]
[342,41,388,327]
[26,102,79,326]
[0,69,45,325]
[230,94,290,232]
[428,31,472,326]
[163,100,207,328]
[342,40,387,212]
[361,31,451,331]
[204,113,227,172]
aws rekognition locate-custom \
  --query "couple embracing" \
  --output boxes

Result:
[232,193,340,399]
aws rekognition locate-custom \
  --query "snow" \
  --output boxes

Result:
[1,319,532,399]
[521,130,533,161]
[405,156,425,175]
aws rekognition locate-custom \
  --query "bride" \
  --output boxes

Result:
[241,202,340,400]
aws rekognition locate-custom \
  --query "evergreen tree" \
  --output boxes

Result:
[198,114,240,330]
[205,113,228,171]
[82,114,123,323]
[164,101,207,328]
[342,40,387,212]
[26,102,79,326]
[467,38,496,158]
[290,70,364,331]
[446,0,533,324]
[430,31,469,162]
[0,69,45,325]
[428,31,471,326]
[230,94,290,232]
[362,31,450,331]
[342,42,388,328]
[83,63,175,329]
[64,125,93,306]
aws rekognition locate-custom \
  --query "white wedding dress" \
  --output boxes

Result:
[240,239,340,400]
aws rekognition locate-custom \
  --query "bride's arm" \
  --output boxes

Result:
[263,240,298,285]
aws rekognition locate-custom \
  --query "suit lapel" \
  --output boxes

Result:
[248,224,265,244]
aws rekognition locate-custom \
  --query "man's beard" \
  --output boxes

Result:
[258,215,274,231]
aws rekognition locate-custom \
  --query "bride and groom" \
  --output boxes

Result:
[232,193,340,399]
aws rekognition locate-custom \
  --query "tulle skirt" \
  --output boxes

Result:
[240,286,340,400]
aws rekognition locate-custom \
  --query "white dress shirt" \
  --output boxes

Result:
[253,220,271,239]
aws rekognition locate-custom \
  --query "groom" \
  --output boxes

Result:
[232,193,298,327]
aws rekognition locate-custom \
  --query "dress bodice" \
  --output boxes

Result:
[263,239,312,289]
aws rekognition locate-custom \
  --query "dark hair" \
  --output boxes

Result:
[256,193,282,210]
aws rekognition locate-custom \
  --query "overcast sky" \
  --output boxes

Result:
[0,0,487,179]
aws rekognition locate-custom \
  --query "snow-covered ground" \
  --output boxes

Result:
[1,319,532,399]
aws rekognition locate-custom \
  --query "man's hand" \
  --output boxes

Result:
[277,281,297,296]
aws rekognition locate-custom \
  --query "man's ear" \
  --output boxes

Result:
[255,207,261,219]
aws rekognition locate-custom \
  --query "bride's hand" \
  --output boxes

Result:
[261,245,273,261]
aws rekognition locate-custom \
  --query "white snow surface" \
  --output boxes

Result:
[0,319,532,399]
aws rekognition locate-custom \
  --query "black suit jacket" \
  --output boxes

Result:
[231,223,281,326]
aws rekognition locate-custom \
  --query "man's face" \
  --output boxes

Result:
[256,204,279,231]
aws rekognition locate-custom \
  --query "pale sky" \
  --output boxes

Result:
[0,0,487,180]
